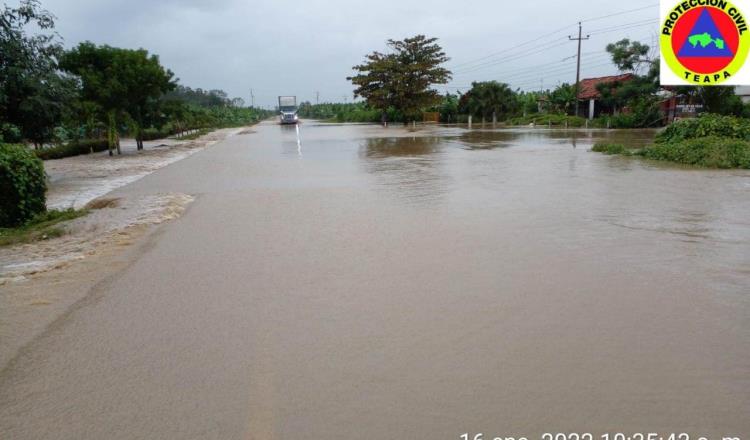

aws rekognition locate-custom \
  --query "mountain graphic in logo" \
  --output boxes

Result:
[678,8,734,57]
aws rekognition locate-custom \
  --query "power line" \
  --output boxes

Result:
[445,53,612,89]
[452,40,571,75]
[447,3,657,72]
[451,17,657,77]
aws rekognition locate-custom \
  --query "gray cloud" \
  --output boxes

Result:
[38,0,658,108]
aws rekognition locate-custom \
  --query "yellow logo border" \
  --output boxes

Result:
[661,1,750,85]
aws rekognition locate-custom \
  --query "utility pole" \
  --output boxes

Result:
[250,89,255,108]
[569,22,589,117]
[316,91,319,105]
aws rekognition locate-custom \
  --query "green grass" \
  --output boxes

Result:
[639,136,750,168]
[591,142,634,155]
[591,136,750,168]
[35,139,110,160]
[0,209,88,247]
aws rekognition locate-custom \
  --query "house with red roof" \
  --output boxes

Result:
[576,73,635,119]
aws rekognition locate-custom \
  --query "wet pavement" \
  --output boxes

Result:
[1,121,748,439]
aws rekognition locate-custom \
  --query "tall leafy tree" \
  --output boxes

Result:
[462,81,518,122]
[60,42,175,154]
[596,39,664,127]
[349,35,451,123]
[549,84,576,114]
[115,48,175,150]
[606,38,652,73]
[0,0,75,146]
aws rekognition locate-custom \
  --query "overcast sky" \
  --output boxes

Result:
[37,0,658,108]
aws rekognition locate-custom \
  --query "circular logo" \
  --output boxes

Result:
[661,0,750,84]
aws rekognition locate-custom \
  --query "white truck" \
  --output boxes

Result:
[278,96,298,124]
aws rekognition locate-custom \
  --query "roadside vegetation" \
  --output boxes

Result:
[0,0,273,161]
[294,35,750,129]
[592,114,750,169]
[0,143,47,227]
[0,0,277,237]
[0,208,87,247]
[0,142,88,242]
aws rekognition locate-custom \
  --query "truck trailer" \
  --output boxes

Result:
[278,96,298,124]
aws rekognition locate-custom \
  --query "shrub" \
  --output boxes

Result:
[602,113,638,129]
[656,113,750,144]
[0,123,23,143]
[591,142,632,155]
[638,136,750,168]
[0,144,47,227]
[34,138,109,160]
[141,127,171,141]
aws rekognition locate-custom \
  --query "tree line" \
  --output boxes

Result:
[334,33,749,127]
[0,0,271,156]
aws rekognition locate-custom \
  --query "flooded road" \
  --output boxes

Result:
[1,121,749,439]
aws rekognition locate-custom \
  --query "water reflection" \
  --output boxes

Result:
[449,127,659,150]
[360,136,443,157]
[359,136,451,204]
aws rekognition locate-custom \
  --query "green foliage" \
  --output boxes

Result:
[0,208,87,247]
[639,136,750,168]
[437,93,459,123]
[656,113,750,143]
[548,83,576,114]
[591,142,632,155]
[597,98,662,129]
[349,35,451,122]
[1,123,23,143]
[589,41,663,128]
[592,115,750,168]
[60,41,176,151]
[605,39,651,72]
[165,86,230,108]
[34,138,109,160]
[518,91,542,115]
[671,86,746,116]
[1,0,75,146]
[0,143,47,227]
[459,81,518,120]
[141,127,170,141]
[298,102,381,122]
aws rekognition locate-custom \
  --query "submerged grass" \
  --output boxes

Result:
[639,136,750,168]
[0,209,88,247]
[592,136,750,169]
[591,143,633,156]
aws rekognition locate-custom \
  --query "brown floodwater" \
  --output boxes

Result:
[1,121,748,439]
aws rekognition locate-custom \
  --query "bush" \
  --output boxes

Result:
[600,113,638,129]
[34,138,109,160]
[656,113,750,144]
[591,142,632,155]
[0,144,47,227]
[638,136,750,168]
[0,123,23,143]
[141,127,170,141]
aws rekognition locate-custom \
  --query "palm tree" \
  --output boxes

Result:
[467,81,517,123]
